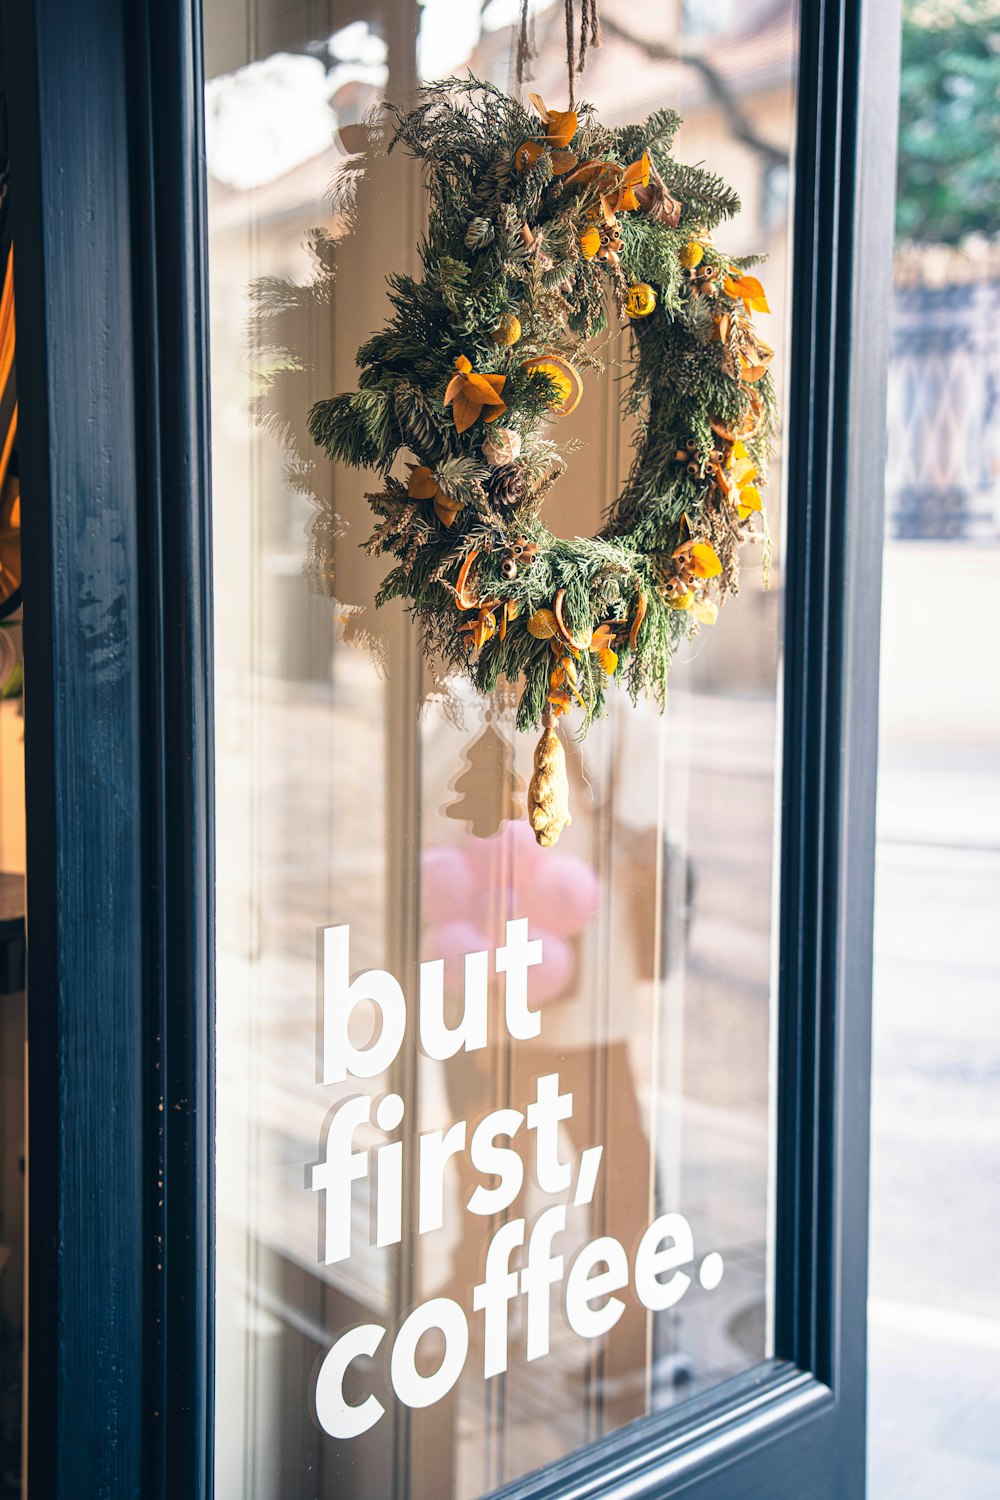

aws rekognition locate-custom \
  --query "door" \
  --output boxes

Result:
[2,0,901,1497]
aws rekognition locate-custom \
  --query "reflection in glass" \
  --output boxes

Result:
[207,3,798,1496]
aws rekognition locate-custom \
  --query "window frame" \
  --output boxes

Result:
[2,0,900,1495]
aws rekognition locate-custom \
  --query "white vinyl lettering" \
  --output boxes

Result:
[309,925,727,1440]
[314,1325,385,1439]
[472,1219,526,1379]
[634,1213,695,1312]
[520,1205,566,1362]
[311,1095,372,1265]
[418,950,489,1059]
[565,1236,629,1340]
[390,1298,469,1409]
[323,926,406,1083]
[526,1072,574,1195]
[495,918,543,1040]
[417,1120,467,1235]
[466,1108,525,1216]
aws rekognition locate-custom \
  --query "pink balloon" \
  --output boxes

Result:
[527,928,576,1003]
[420,844,478,925]
[521,854,601,937]
[421,919,492,998]
[464,819,544,882]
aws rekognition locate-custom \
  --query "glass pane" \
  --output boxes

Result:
[206,4,798,1495]
[869,6,1000,1494]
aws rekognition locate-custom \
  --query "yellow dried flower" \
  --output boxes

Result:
[528,608,558,639]
[491,314,522,346]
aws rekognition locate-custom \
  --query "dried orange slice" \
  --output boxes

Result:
[521,354,584,416]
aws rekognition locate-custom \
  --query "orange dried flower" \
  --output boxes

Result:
[527,93,578,148]
[687,541,723,579]
[723,440,763,521]
[406,464,463,526]
[616,153,651,213]
[443,355,507,433]
[723,271,770,317]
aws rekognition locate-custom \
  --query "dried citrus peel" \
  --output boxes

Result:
[454,548,480,610]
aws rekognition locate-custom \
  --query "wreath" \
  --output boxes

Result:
[309,80,776,844]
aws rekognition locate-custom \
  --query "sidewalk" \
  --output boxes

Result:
[869,1298,1000,1500]
[868,735,1000,1497]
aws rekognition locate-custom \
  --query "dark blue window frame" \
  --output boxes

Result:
[0,0,901,1496]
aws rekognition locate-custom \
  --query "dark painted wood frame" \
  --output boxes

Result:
[2,0,212,1495]
[0,0,900,1495]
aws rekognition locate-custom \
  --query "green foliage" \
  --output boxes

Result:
[309,78,776,729]
[897,0,1000,244]
[434,456,488,505]
[308,390,395,473]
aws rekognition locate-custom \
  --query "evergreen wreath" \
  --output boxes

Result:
[309,79,777,842]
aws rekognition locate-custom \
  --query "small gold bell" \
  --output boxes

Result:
[528,711,572,847]
[625,283,657,318]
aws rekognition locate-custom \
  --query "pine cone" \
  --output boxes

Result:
[487,463,526,508]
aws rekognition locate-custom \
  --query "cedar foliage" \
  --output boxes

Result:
[308,78,776,729]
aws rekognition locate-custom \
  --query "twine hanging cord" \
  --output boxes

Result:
[516,0,602,108]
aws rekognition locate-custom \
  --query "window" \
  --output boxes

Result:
[205,5,799,1495]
